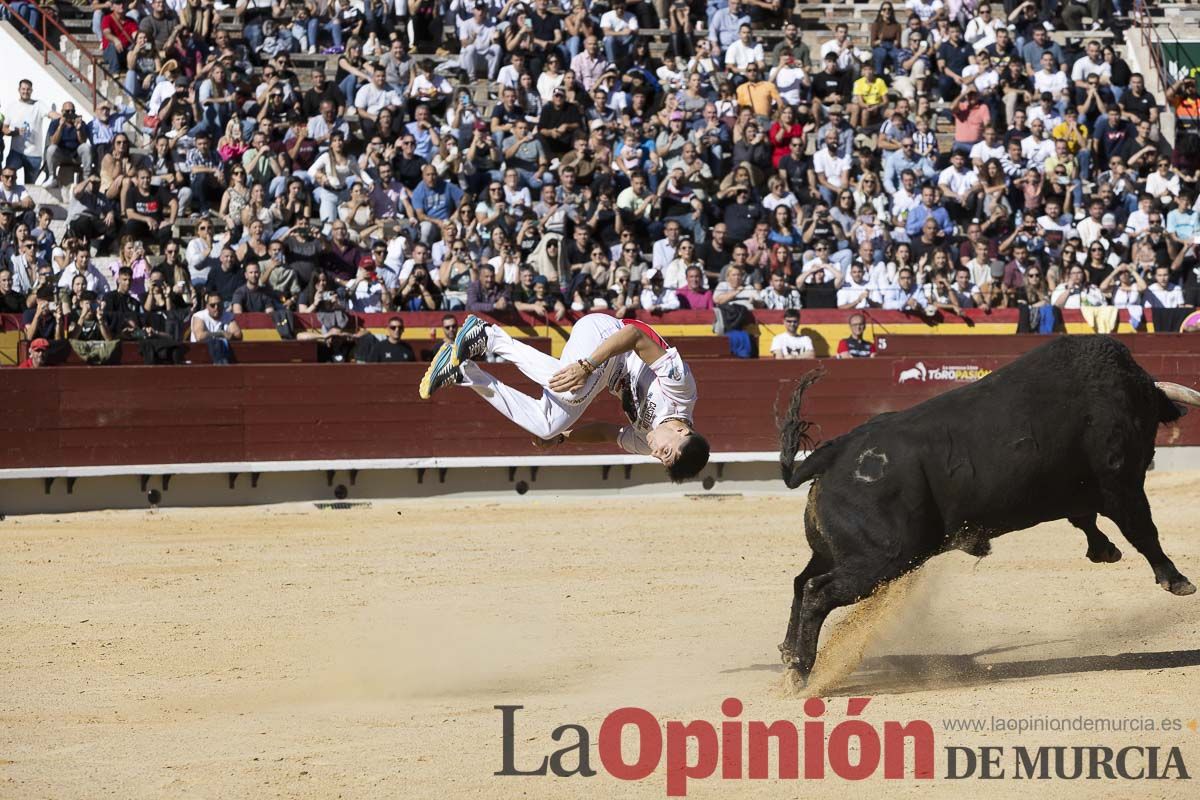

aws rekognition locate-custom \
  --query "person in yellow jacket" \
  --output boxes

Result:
[850,62,889,129]
[1051,106,1091,182]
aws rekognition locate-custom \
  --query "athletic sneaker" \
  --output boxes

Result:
[419,342,462,399]
[451,314,490,366]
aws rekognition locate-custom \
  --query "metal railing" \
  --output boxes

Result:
[1133,0,1172,94]
[0,0,119,113]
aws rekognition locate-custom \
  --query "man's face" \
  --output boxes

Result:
[332,222,348,242]
[18,82,31,102]
[387,319,403,343]
[901,171,915,192]
[1156,268,1170,287]
[0,272,9,292]
[728,267,743,288]
[646,421,689,468]
[850,264,864,283]
[665,223,679,242]
[923,218,938,239]
[118,272,131,292]
[771,273,786,292]
[955,271,970,289]
[712,224,726,243]
[480,268,495,288]
[245,264,261,286]
[413,244,428,264]
[422,167,437,187]
[922,186,935,207]
[784,315,799,332]
[586,36,599,56]
[686,269,703,290]
[207,296,222,319]
[898,271,913,290]
[1131,75,1143,93]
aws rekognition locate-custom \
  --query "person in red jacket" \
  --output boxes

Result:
[17,337,48,368]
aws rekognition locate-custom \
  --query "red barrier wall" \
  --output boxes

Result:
[3,338,1198,470]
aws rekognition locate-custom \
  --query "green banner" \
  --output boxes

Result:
[1160,40,1200,83]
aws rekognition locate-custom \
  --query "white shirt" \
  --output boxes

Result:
[724,41,764,71]
[836,278,877,308]
[640,286,681,311]
[1145,171,1181,199]
[1021,135,1055,165]
[599,10,638,36]
[819,38,853,71]
[190,309,236,342]
[1033,69,1069,97]
[773,65,808,106]
[770,331,814,357]
[969,140,1005,164]
[964,16,1004,52]
[1145,282,1186,308]
[938,165,979,196]
[906,0,944,23]
[3,97,51,158]
[813,148,850,188]
[1071,56,1110,85]
[1051,283,1106,308]
[1026,107,1062,130]
[652,239,678,272]
[355,83,403,114]
[56,262,110,294]
[964,64,1000,96]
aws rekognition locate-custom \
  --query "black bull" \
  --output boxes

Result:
[777,336,1200,682]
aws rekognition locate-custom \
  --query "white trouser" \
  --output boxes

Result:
[459,315,620,439]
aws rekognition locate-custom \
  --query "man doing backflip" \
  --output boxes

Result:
[419,314,710,481]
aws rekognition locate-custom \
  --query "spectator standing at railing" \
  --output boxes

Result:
[2,79,54,186]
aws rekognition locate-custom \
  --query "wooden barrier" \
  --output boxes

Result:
[3,339,1198,470]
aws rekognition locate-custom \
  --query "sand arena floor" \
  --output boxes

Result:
[2,474,1199,799]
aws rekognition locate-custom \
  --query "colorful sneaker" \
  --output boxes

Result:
[450,314,490,367]
[418,342,461,399]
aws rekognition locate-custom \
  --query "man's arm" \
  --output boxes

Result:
[549,324,667,392]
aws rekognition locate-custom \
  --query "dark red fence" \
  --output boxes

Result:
[3,335,1198,470]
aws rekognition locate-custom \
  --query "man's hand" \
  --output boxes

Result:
[549,361,589,393]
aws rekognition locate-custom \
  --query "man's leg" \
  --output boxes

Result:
[457,319,614,438]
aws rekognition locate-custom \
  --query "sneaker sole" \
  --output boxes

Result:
[450,315,486,367]
[419,342,454,400]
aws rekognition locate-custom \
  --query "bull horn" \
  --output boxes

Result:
[1156,382,1200,407]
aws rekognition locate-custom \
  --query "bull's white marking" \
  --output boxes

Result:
[854,449,889,483]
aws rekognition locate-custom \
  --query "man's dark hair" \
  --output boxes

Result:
[668,432,711,482]
[118,266,133,278]
[783,308,800,320]
[388,315,404,329]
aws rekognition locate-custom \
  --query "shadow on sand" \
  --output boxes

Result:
[724,646,1200,696]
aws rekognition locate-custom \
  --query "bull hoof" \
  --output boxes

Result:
[1160,578,1197,596]
[779,641,797,666]
[1087,542,1123,564]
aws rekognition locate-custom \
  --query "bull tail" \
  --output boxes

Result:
[778,369,828,489]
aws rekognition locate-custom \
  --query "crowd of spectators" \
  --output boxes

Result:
[3,0,1200,365]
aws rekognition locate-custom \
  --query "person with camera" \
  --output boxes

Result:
[1051,264,1105,309]
[44,103,93,189]
[67,290,114,342]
